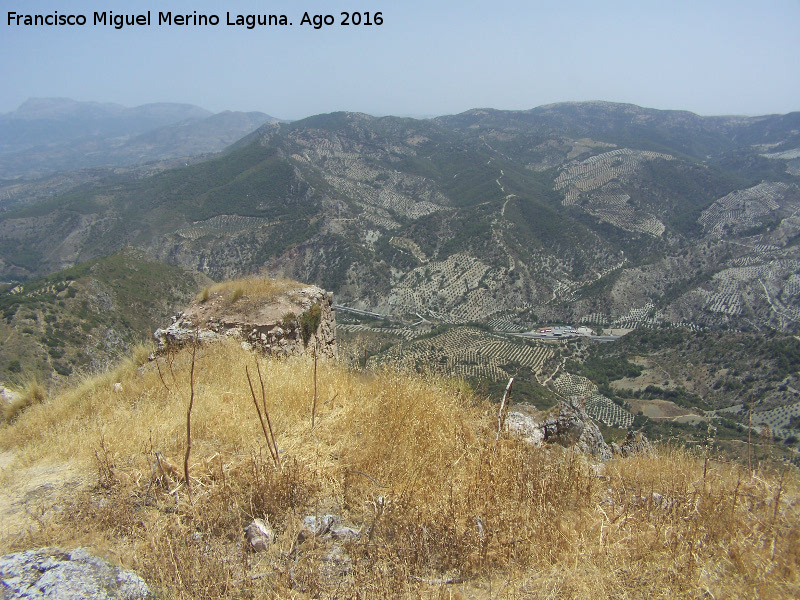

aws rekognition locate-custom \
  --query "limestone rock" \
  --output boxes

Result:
[506,399,612,460]
[299,514,361,543]
[613,430,654,457]
[540,400,612,461]
[505,406,545,446]
[0,547,152,600]
[244,518,273,552]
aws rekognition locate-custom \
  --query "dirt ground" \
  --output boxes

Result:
[626,398,696,419]
[0,451,91,547]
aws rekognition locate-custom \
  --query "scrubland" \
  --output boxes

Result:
[1,340,798,599]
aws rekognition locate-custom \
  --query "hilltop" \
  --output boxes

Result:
[1,338,798,599]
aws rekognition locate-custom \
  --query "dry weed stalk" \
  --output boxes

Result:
[494,376,513,444]
[2,341,799,600]
[245,362,280,469]
[312,346,318,429]
[183,331,198,499]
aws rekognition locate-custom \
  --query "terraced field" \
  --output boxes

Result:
[554,148,673,235]
[699,182,793,238]
[751,400,800,437]
[485,316,527,333]
[175,215,270,239]
[552,372,635,427]
[336,323,418,340]
[387,253,525,323]
[698,258,800,326]
[372,326,553,383]
[287,128,450,222]
[609,301,657,328]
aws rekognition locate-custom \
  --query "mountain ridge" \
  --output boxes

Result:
[0,98,279,179]
[2,101,798,336]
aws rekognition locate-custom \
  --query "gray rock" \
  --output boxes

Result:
[506,399,612,460]
[244,518,273,552]
[539,399,612,460]
[303,514,339,537]
[614,430,654,457]
[300,515,361,541]
[0,547,152,599]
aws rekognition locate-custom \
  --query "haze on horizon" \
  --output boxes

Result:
[1,0,799,120]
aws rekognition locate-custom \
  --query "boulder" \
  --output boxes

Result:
[244,518,273,552]
[539,399,612,461]
[506,399,612,460]
[0,547,152,600]
[612,430,654,457]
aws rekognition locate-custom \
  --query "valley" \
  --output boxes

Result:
[1,100,799,462]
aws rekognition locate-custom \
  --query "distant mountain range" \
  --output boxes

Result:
[3,101,797,332]
[1,100,799,443]
[0,98,278,178]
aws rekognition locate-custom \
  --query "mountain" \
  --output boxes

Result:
[4,102,798,328]
[0,248,210,380]
[1,101,799,440]
[0,98,211,153]
[0,98,278,178]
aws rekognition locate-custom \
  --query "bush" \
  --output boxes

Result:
[300,303,322,346]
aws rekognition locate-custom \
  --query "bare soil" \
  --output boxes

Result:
[0,451,91,543]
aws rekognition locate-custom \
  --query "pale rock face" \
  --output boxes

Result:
[506,399,613,460]
[0,547,152,599]
[153,285,336,359]
[611,430,654,457]
[244,518,274,552]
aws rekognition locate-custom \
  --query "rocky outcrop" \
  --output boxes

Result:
[0,547,152,599]
[611,430,654,457]
[506,399,612,460]
[153,282,336,359]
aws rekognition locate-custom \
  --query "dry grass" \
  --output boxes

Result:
[195,275,304,306]
[1,377,47,423]
[1,340,798,599]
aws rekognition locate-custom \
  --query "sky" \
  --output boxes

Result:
[2,0,799,120]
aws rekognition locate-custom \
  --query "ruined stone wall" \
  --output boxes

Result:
[153,285,337,359]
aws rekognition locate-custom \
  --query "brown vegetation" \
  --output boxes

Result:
[0,340,798,599]
[196,276,304,308]
[1,378,47,423]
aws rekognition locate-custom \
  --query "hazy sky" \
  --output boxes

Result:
[2,0,799,119]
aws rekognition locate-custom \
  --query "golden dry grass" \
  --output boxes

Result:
[1,377,47,423]
[196,276,304,306]
[0,340,798,599]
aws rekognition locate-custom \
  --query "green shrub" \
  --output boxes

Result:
[300,303,322,346]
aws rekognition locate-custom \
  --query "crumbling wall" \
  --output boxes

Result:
[153,285,336,359]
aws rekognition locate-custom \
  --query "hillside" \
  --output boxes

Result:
[0,248,210,380]
[1,340,798,599]
[2,103,798,333]
[1,100,799,446]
